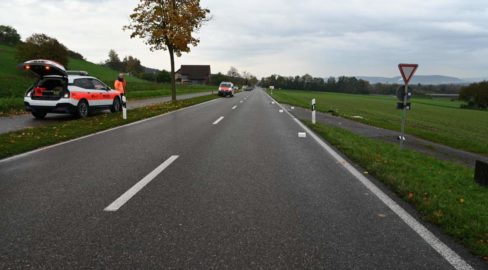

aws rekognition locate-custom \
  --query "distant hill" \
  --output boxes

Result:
[356,75,468,85]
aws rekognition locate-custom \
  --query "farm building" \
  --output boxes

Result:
[175,65,211,85]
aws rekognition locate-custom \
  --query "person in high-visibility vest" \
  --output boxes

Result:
[114,73,126,95]
[115,73,127,118]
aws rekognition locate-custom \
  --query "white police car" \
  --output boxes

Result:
[21,59,123,119]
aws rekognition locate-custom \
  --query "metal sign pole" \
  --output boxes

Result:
[400,82,408,149]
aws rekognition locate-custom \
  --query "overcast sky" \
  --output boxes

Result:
[2,0,488,78]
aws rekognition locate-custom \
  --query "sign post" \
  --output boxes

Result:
[398,63,418,149]
[311,98,316,124]
[122,96,127,120]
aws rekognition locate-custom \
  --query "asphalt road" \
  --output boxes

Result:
[0,89,483,269]
[0,91,212,135]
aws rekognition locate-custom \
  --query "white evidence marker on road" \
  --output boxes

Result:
[240,100,243,103]
[232,105,237,110]
[291,107,295,110]
[279,109,284,113]
[104,155,179,212]
[272,101,276,104]
[298,132,307,138]
[213,116,224,125]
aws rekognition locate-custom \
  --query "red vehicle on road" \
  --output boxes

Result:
[218,82,235,97]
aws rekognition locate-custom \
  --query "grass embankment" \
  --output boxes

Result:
[270,89,488,155]
[0,44,214,115]
[0,94,218,160]
[306,121,488,260]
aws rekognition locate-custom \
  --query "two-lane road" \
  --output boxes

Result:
[0,89,482,269]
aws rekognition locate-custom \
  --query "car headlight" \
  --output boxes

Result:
[63,91,70,98]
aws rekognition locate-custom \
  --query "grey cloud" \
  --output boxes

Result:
[1,0,487,77]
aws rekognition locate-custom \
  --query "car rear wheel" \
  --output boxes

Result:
[76,100,89,118]
[31,111,47,119]
[110,97,121,113]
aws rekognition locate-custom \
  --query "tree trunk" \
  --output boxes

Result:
[169,45,176,102]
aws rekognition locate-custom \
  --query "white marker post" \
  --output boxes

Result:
[122,95,127,120]
[398,64,418,149]
[311,98,316,124]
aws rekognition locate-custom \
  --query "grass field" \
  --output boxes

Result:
[307,121,488,260]
[270,89,488,155]
[0,44,214,115]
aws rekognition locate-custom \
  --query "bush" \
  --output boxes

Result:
[0,25,21,45]
[157,70,171,83]
[16,34,69,66]
[460,81,488,109]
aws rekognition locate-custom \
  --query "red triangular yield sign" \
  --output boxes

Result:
[398,64,418,84]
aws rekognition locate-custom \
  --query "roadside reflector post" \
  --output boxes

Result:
[475,160,488,187]
[311,98,316,124]
[398,63,418,150]
[122,95,127,120]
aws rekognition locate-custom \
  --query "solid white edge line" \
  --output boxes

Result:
[232,105,237,110]
[266,91,474,270]
[213,116,224,125]
[104,155,179,212]
[0,98,220,164]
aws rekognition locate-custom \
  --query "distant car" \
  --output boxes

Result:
[244,85,254,91]
[21,59,123,119]
[218,82,234,97]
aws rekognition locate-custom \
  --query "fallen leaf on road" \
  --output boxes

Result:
[378,214,386,218]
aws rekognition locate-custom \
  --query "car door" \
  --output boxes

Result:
[90,79,112,107]
[73,78,99,105]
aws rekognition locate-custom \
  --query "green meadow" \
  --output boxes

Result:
[270,89,488,155]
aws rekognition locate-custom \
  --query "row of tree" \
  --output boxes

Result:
[104,49,171,83]
[208,66,258,86]
[2,25,86,67]
[259,73,468,96]
[260,74,370,94]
